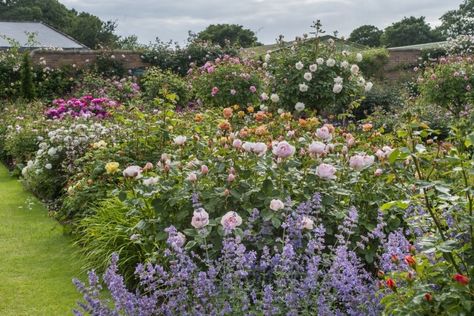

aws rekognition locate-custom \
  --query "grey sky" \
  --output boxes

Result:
[61,0,460,45]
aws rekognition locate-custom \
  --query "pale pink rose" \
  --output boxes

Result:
[272,141,295,158]
[187,172,198,182]
[233,139,243,149]
[252,142,268,156]
[375,149,385,160]
[191,208,209,229]
[269,199,285,211]
[174,135,187,145]
[220,211,243,230]
[227,173,235,182]
[316,126,332,141]
[211,86,219,96]
[316,163,337,180]
[249,85,257,93]
[301,216,314,230]
[374,168,383,176]
[242,142,254,152]
[308,141,327,155]
[230,89,237,95]
[143,176,159,186]
[201,165,209,175]
[349,153,375,170]
[123,165,142,179]
[341,145,348,155]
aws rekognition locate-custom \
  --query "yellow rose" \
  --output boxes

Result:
[105,162,120,174]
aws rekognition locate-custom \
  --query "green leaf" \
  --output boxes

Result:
[271,217,281,228]
[185,241,196,250]
[380,200,410,211]
[118,191,127,201]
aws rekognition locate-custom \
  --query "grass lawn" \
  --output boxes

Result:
[0,164,83,315]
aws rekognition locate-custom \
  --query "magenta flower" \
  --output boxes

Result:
[211,87,219,96]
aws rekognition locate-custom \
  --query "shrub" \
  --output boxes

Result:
[265,38,372,116]
[353,83,405,120]
[141,67,191,105]
[356,48,389,80]
[418,57,474,116]
[20,53,36,100]
[190,56,264,107]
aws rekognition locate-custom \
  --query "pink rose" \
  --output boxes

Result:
[220,211,242,230]
[272,141,295,158]
[249,85,257,93]
[191,208,209,229]
[308,141,327,155]
[374,168,383,176]
[201,165,209,175]
[316,163,336,180]
[269,199,285,211]
[123,165,142,179]
[211,87,219,96]
[349,153,375,170]
[233,139,243,149]
[316,126,332,141]
[187,172,198,182]
[252,142,268,156]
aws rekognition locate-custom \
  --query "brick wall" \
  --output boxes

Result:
[385,49,421,80]
[30,50,149,70]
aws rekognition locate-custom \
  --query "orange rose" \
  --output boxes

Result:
[237,111,245,118]
[194,113,204,122]
[362,123,373,132]
[223,107,233,119]
[247,106,254,113]
[254,111,267,122]
[255,125,268,136]
[218,120,231,131]
[298,118,308,128]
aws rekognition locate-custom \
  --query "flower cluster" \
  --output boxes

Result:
[45,95,119,120]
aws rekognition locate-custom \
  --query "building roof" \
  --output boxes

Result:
[0,21,88,50]
[388,41,447,51]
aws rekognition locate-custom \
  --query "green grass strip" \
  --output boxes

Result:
[0,164,82,315]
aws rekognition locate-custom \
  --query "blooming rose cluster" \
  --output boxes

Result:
[45,95,119,120]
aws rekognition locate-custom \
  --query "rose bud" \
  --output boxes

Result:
[453,273,470,286]
[404,255,416,268]
[224,189,230,196]
[143,162,154,172]
[201,165,209,175]
[377,270,385,279]
[424,293,433,302]
[386,278,396,291]
[391,254,399,264]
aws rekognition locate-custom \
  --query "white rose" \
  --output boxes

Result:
[299,83,308,92]
[295,102,305,112]
[334,76,343,84]
[123,165,142,179]
[326,58,336,67]
[309,64,317,72]
[174,135,187,145]
[303,72,312,81]
[333,83,343,94]
[365,82,373,92]
[265,53,271,62]
[269,199,285,211]
[301,216,314,230]
[45,163,52,170]
[356,53,363,62]
[270,93,280,103]
[232,139,243,149]
[242,142,254,152]
[351,64,360,75]
[295,61,304,70]
[316,58,324,65]
[341,60,349,69]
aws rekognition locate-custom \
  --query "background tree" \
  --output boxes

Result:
[349,25,383,47]
[381,16,445,47]
[0,0,119,49]
[440,0,474,37]
[196,24,260,48]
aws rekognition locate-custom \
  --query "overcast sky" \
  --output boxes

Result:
[61,0,461,45]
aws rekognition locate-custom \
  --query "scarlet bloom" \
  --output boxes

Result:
[386,278,396,290]
[424,293,433,302]
[404,255,416,267]
[453,274,470,285]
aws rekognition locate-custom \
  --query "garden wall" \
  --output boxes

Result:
[30,50,149,70]
[385,49,421,80]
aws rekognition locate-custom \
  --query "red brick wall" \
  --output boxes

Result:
[30,50,149,70]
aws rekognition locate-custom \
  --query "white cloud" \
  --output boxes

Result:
[60,0,462,44]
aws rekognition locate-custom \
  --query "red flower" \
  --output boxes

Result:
[404,255,416,267]
[386,278,397,290]
[453,274,470,286]
[424,293,433,302]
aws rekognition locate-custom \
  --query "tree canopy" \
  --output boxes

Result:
[0,0,119,48]
[440,0,474,37]
[348,25,383,47]
[381,16,444,47]
[196,24,260,48]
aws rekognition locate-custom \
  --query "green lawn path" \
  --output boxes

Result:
[0,164,83,315]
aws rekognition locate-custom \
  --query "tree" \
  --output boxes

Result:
[440,0,474,37]
[0,0,119,49]
[20,52,35,100]
[349,25,383,47]
[381,16,444,47]
[196,24,260,48]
